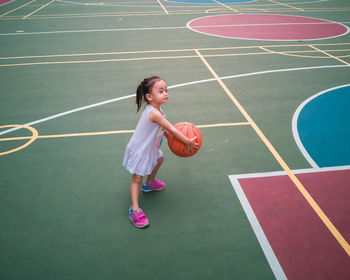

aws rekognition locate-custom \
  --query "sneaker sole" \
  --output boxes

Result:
[141,186,166,192]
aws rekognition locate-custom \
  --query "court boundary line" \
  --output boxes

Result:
[228,164,350,280]
[229,174,287,280]
[194,49,350,256]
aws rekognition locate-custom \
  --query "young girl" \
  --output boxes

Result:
[123,76,198,228]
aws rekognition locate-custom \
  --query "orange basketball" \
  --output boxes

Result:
[167,122,202,157]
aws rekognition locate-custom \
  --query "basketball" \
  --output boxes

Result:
[167,122,202,157]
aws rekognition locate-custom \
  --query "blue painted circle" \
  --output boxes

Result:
[298,85,350,167]
[166,0,254,3]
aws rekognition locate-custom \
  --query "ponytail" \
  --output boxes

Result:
[136,76,161,112]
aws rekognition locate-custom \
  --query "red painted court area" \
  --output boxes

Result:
[233,167,350,280]
[188,14,349,41]
[0,0,13,5]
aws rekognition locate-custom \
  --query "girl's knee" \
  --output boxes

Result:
[132,174,143,185]
[158,157,164,164]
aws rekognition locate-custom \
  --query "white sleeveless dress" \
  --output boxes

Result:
[123,105,165,176]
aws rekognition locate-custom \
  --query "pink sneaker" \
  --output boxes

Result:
[129,206,149,228]
[141,178,166,192]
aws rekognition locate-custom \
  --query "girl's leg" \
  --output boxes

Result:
[145,157,164,186]
[130,174,143,211]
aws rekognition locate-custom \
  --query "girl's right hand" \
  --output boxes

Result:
[186,136,199,153]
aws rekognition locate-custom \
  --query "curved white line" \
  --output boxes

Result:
[291,84,350,168]
[0,64,348,138]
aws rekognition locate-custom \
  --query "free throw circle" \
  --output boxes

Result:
[187,14,349,41]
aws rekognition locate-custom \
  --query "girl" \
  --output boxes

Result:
[123,76,198,228]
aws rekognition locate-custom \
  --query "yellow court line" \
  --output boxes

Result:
[22,0,56,19]
[0,0,37,18]
[1,46,350,67]
[0,122,249,142]
[213,0,238,13]
[157,0,169,15]
[0,54,200,67]
[1,43,349,61]
[194,48,350,256]
[0,125,38,156]
[0,130,132,141]
[308,45,350,66]
[268,0,304,11]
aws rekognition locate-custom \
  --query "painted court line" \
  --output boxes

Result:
[22,0,57,19]
[0,64,348,137]
[0,94,135,136]
[1,5,347,20]
[157,0,169,14]
[213,0,238,13]
[309,45,350,65]
[0,0,36,17]
[229,175,287,280]
[194,49,350,256]
[0,122,250,142]
[1,43,349,59]
[268,0,304,11]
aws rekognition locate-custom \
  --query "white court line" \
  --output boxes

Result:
[0,26,187,36]
[228,164,350,280]
[229,174,287,280]
[1,64,349,137]
[2,21,350,36]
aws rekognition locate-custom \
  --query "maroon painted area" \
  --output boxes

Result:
[239,169,350,280]
[297,170,350,244]
[188,14,348,41]
[0,0,13,5]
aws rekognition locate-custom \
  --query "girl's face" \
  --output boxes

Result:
[147,79,168,107]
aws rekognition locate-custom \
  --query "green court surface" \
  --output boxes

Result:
[1,0,349,279]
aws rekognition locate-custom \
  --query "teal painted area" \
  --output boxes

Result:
[298,85,350,167]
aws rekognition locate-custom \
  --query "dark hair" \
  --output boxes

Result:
[136,76,162,112]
